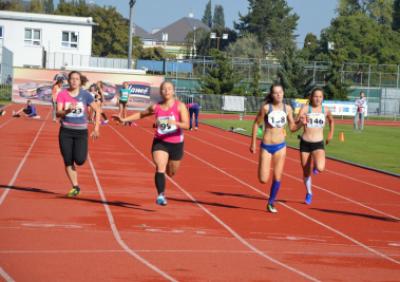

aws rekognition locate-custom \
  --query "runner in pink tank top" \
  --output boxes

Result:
[154,100,184,143]
[112,81,189,206]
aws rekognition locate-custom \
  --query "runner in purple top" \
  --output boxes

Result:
[187,102,200,130]
[56,71,101,197]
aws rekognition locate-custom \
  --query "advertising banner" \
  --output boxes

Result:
[12,68,165,110]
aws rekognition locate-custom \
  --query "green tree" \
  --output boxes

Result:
[338,0,363,16]
[44,0,54,13]
[393,0,400,30]
[235,0,299,55]
[227,33,263,58]
[202,0,212,28]
[0,0,25,11]
[300,32,319,61]
[277,48,314,98]
[200,50,237,95]
[213,5,225,30]
[367,0,394,25]
[30,0,44,13]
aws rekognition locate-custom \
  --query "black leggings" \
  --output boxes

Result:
[59,127,88,166]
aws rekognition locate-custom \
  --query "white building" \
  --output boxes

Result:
[0,11,95,68]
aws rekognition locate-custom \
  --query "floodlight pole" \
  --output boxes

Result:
[128,0,136,69]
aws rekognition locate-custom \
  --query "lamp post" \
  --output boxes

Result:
[128,0,136,69]
[210,32,228,50]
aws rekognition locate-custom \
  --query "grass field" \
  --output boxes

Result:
[202,118,400,175]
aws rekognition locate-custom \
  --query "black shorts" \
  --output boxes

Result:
[300,138,325,153]
[59,127,88,166]
[151,139,184,161]
[119,101,128,105]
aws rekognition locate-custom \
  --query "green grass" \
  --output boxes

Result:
[202,119,400,175]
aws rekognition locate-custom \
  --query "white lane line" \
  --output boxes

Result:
[184,149,400,265]
[199,125,400,195]
[110,126,320,282]
[0,111,50,206]
[88,155,177,282]
[187,133,400,222]
[0,268,14,282]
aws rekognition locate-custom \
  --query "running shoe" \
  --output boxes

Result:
[305,193,313,205]
[67,187,80,197]
[267,203,278,213]
[0,110,5,116]
[156,193,167,206]
[194,127,198,130]
[312,168,319,175]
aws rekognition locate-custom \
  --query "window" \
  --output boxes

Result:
[24,28,41,46]
[61,31,78,48]
[0,26,3,38]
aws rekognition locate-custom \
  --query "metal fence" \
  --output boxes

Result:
[177,90,400,118]
[46,52,129,69]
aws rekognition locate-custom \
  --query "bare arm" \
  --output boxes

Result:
[326,106,335,145]
[56,102,72,118]
[173,102,190,130]
[287,105,304,132]
[89,101,101,139]
[113,105,155,123]
[250,104,266,154]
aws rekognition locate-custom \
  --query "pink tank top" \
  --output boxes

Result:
[154,101,183,143]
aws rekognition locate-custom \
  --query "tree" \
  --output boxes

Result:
[30,0,44,13]
[202,0,212,28]
[299,33,319,61]
[44,0,54,13]
[235,0,299,55]
[213,5,225,30]
[277,48,314,98]
[227,33,263,58]
[367,0,394,25]
[338,0,363,16]
[0,0,25,11]
[200,50,237,95]
[393,0,400,30]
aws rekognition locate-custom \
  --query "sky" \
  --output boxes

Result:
[62,0,339,46]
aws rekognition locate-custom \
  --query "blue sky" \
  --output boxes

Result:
[65,0,339,45]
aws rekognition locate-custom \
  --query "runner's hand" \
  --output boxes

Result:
[91,128,100,140]
[250,144,256,154]
[112,114,123,123]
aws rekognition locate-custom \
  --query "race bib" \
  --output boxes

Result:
[157,115,178,135]
[65,101,85,118]
[307,113,325,128]
[267,110,287,128]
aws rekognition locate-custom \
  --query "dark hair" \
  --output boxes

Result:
[68,71,88,87]
[265,82,284,103]
[308,87,324,106]
[89,84,97,92]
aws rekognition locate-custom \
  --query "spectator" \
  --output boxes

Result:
[12,100,40,119]
[354,91,367,130]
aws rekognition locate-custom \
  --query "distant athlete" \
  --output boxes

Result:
[117,82,131,125]
[12,100,40,119]
[187,102,200,130]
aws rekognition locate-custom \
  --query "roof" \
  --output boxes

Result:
[0,11,96,26]
[150,17,210,43]
[133,24,151,39]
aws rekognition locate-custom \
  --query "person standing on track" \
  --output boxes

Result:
[187,102,200,130]
[56,71,101,197]
[112,81,189,206]
[95,81,109,125]
[296,88,334,205]
[250,83,302,213]
[117,82,131,125]
[52,77,64,122]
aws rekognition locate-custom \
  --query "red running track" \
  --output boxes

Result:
[0,104,399,281]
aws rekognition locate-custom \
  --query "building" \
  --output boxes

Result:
[135,14,210,58]
[0,10,95,68]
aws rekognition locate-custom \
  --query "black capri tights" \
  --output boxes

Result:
[59,127,88,166]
